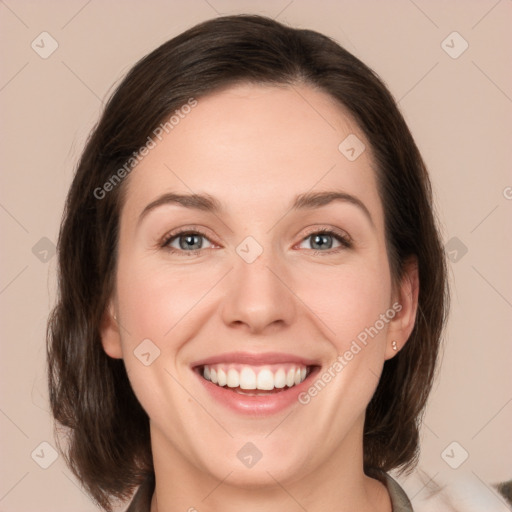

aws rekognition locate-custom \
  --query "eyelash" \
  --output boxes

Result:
[160,226,353,256]
[301,227,353,253]
[160,227,215,256]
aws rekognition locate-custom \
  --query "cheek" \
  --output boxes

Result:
[116,243,392,354]
[294,256,392,347]
[116,255,218,343]
[114,256,206,429]
[295,262,393,428]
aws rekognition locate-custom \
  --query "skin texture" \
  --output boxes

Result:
[100,83,419,512]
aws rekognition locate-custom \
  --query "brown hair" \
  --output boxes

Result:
[47,14,449,511]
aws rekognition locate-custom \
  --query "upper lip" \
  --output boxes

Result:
[191,351,320,368]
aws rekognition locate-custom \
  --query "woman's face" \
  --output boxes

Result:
[101,83,417,489]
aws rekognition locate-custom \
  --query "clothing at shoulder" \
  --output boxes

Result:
[379,472,414,512]
[125,474,154,512]
[125,471,413,512]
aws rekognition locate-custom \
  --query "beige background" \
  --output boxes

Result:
[1,1,511,510]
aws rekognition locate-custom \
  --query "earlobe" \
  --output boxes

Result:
[385,257,419,360]
[99,303,123,359]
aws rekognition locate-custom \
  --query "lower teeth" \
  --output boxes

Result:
[207,382,292,395]
[233,388,287,396]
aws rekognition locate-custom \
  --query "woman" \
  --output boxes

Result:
[47,14,449,512]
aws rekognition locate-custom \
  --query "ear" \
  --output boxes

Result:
[384,257,419,360]
[99,300,123,359]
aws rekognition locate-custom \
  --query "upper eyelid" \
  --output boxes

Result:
[300,225,352,240]
[161,228,215,249]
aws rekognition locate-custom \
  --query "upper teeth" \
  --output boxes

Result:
[202,364,308,391]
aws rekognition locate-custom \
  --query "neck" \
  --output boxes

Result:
[148,422,392,512]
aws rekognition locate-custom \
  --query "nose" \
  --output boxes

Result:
[220,246,297,335]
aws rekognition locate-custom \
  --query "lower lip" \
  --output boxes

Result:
[194,367,320,416]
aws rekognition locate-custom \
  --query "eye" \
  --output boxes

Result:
[162,229,215,254]
[298,229,352,252]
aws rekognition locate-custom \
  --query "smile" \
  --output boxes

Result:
[192,352,321,415]
[200,363,310,395]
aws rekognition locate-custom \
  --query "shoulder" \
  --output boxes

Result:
[371,471,414,512]
[124,474,154,512]
[393,469,512,512]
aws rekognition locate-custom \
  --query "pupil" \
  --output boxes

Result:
[312,234,332,250]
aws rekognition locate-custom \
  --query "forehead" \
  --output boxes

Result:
[121,82,383,228]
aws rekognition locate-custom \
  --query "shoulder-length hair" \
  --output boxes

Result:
[47,14,449,511]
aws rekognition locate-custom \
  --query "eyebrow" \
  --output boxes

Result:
[292,191,374,228]
[138,190,374,228]
[138,192,222,226]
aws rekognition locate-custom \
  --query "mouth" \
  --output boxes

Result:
[191,354,321,415]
